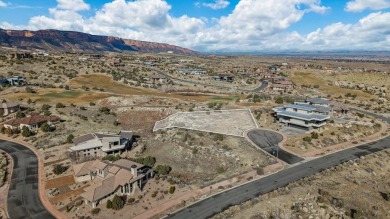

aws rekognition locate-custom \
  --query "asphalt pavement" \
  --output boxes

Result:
[0,140,55,219]
[247,130,304,164]
[167,134,390,219]
[152,68,268,93]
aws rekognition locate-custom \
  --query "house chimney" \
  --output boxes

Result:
[131,164,137,177]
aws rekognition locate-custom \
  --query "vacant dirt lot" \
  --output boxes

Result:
[154,109,258,137]
[213,149,390,219]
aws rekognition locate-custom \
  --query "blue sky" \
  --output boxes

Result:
[0,0,389,52]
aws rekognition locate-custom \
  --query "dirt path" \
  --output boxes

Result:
[46,175,75,189]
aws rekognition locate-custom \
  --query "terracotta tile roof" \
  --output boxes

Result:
[4,114,59,127]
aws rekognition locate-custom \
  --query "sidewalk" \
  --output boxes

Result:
[0,135,66,219]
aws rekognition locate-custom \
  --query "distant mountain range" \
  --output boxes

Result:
[0,29,197,55]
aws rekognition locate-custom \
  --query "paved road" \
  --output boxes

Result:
[152,68,268,93]
[0,140,55,219]
[247,130,304,164]
[351,107,390,124]
[168,135,390,219]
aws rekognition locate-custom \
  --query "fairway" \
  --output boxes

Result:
[2,88,111,104]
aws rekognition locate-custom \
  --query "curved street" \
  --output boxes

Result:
[152,68,268,93]
[0,140,55,219]
[246,129,304,164]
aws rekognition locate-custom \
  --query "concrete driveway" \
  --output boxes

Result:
[0,140,55,219]
[246,129,304,165]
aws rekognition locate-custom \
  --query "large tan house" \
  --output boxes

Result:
[72,159,153,208]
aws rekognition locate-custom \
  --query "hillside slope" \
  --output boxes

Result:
[0,29,197,55]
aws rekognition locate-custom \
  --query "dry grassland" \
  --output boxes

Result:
[290,71,374,99]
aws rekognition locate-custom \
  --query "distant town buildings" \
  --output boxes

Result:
[177,69,206,75]
[212,74,235,82]
[0,76,26,86]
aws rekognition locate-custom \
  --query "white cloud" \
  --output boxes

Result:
[1,0,388,52]
[300,12,390,50]
[202,0,230,10]
[345,0,390,12]
[0,0,7,7]
[56,0,90,11]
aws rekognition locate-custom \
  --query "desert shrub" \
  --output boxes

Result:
[155,164,171,175]
[53,164,68,175]
[41,104,51,111]
[40,122,51,132]
[136,156,156,167]
[16,111,25,119]
[21,126,32,137]
[275,97,284,104]
[91,208,100,215]
[102,155,121,162]
[75,200,83,206]
[25,87,34,93]
[213,134,224,141]
[99,107,111,114]
[66,134,74,143]
[311,132,319,139]
[127,198,135,204]
[169,186,175,194]
[56,103,65,108]
[303,136,312,143]
[106,200,113,209]
[217,166,225,174]
[5,128,13,136]
[111,195,125,210]
[113,120,120,126]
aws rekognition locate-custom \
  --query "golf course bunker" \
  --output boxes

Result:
[153,109,258,137]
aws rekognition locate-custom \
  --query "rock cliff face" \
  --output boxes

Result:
[0,29,197,55]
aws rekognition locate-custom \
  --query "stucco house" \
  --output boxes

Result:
[3,113,60,130]
[68,131,133,158]
[72,159,153,208]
